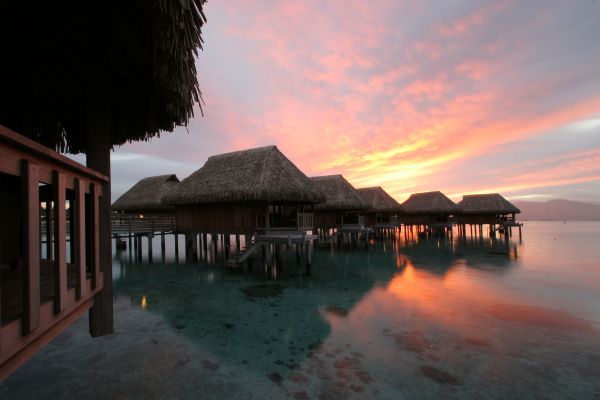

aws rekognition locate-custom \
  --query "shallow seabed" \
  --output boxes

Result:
[2,221,600,399]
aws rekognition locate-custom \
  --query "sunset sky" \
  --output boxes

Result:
[109,0,600,204]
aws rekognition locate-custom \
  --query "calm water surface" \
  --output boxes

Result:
[2,221,599,399]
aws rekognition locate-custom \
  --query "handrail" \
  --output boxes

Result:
[0,127,105,379]
[0,124,108,182]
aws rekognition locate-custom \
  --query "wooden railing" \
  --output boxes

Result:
[296,212,314,230]
[111,214,176,237]
[358,215,366,227]
[0,125,108,380]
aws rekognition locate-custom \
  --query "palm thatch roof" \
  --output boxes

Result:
[310,175,366,210]
[357,187,403,213]
[458,193,520,214]
[112,174,180,211]
[402,191,459,214]
[165,146,325,205]
[0,1,207,153]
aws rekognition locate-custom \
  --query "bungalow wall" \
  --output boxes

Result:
[365,212,398,227]
[176,202,266,234]
[313,210,338,229]
[401,213,453,225]
[314,210,364,228]
[455,213,516,225]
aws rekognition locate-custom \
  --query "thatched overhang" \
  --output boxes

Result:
[401,191,459,214]
[0,1,207,153]
[165,146,325,205]
[457,194,520,214]
[357,187,403,213]
[112,174,180,212]
[310,175,366,211]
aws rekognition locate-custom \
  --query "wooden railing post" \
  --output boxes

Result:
[74,178,87,299]
[22,160,40,334]
[53,171,67,313]
[89,183,101,289]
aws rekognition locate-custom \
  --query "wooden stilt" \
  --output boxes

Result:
[148,235,153,263]
[86,101,114,336]
[305,241,312,275]
[161,232,166,262]
[174,233,179,262]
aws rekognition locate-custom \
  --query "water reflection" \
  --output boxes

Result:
[3,223,598,399]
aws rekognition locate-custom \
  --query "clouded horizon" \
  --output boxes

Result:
[106,0,600,204]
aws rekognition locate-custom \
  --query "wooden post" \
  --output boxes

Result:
[161,232,166,262]
[185,233,192,262]
[22,160,40,334]
[89,184,101,288]
[74,179,87,299]
[148,235,153,263]
[53,171,67,313]
[174,233,179,262]
[192,233,199,261]
[86,107,114,337]
[202,233,208,255]
[305,241,312,275]
[45,200,53,260]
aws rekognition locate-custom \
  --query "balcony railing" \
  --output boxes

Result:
[0,125,108,379]
[296,212,314,230]
[111,214,176,236]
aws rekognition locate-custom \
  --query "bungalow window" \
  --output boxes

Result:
[268,203,299,229]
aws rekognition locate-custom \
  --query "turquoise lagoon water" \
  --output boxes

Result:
[1,221,599,399]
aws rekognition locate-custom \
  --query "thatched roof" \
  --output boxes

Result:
[0,1,207,153]
[458,194,520,214]
[402,191,459,214]
[112,174,180,211]
[357,187,403,213]
[310,175,366,210]
[165,146,325,205]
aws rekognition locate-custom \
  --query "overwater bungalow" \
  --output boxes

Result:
[164,146,325,267]
[0,1,207,379]
[357,186,403,235]
[401,191,459,235]
[310,175,369,244]
[456,193,522,238]
[111,174,180,256]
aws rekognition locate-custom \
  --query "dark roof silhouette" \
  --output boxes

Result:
[401,191,459,213]
[458,193,520,214]
[112,174,180,211]
[165,146,325,205]
[310,175,366,210]
[357,186,403,212]
[0,1,207,152]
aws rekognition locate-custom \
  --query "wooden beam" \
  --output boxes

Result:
[74,178,87,299]
[53,171,67,313]
[21,160,40,334]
